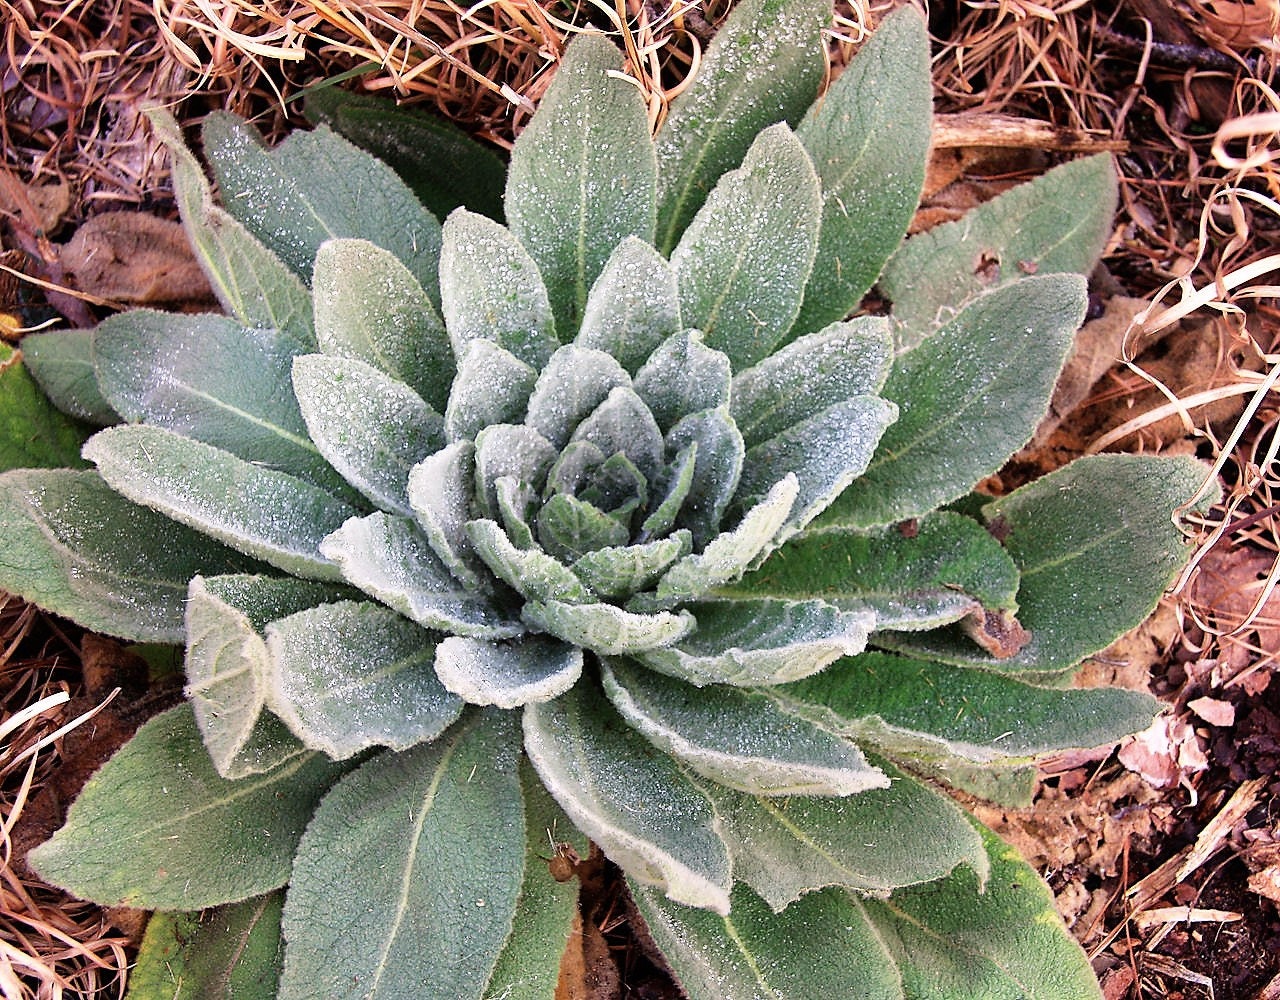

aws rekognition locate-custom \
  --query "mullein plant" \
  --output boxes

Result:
[0,2,1207,997]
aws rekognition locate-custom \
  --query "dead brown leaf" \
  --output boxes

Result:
[1118,716,1210,790]
[58,211,215,308]
[0,172,72,235]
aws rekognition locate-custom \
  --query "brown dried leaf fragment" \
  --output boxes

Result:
[58,212,215,308]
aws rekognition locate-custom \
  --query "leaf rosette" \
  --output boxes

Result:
[1,4,1212,998]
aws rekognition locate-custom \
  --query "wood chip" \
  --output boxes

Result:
[1132,905,1242,930]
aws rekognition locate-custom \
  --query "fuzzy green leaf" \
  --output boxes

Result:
[525,344,631,449]
[506,33,657,333]
[407,441,482,587]
[571,531,691,597]
[202,113,442,298]
[266,600,463,759]
[630,882,901,1000]
[568,385,664,484]
[729,512,1020,631]
[151,108,314,347]
[862,822,1103,999]
[445,340,538,443]
[0,343,91,471]
[634,331,732,434]
[20,329,119,426]
[466,517,592,604]
[536,492,630,562]
[321,512,521,637]
[818,275,1085,529]
[439,210,558,368]
[483,761,587,999]
[883,155,1118,351]
[884,454,1210,674]
[434,634,583,708]
[83,425,354,582]
[93,311,344,494]
[655,475,797,602]
[292,354,444,515]
[602,658,884,795]
[576,237,682,372]
[279,711,524,1000]
[523,599,694,655]
[28,704,346,909]
[737,395,898,536]
[186,574,341,778]
[641,443,697,539]
[124,893,285,1000]
[0,469,259,642]
[793,6,932,335]
[661,415,751,550]
[311,238,453,411]
[778,650,1162,763]
[637,598,871,687]
[523,681,732,913]
[473,423,558,517]
[671,124,821,370]
[703,755,987,910]
[730,317,893,449]
[654,0,830,252]
[304,85,507,222]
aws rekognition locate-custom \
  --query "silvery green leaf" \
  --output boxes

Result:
[655,475,797,603]
[149,109,314,348]
[443,339,537,444]
[186,574,338,778]
[601,659,885,796]
[265,601,463,759]
[665,408,744,548]
[701,755,986,910]
[523,681,732,913]
[572,531,691,597]
[535,493,629,563]
[543,439,606,498]
[778,651,1161,765]
[883,455,1212,675]
[407,441,481,588]
[731,317,893,449]
[311,239,453,411]
[883,155,1117,351]
[83,425,353,582]
[126,893,284,1000]
[93,311,343,495]
[729,512,1019,631]
[630,882,901,1000]
[637,598,871,687]
[861,822,1104,1000]
[568,386,664,484]
[202,114,442,298]
[818,276,1085,529]
[292,354,444,516]
[738,395,898,537]
[466,518,592,604]
[523,600,694,655]
[640,442,697,540]
[483,761,587,999]
[505,33,657,333]
[473,423,557,518]
[321,512,521,637]
[279,711,523,1000]
[304,85,507,222]
[434,634,583,708]
[495,476,536,549]
[793,7,932,336]
[654,0,830,252]
[21,330,120,426]
[633,331,731,433]
[439,210,557,369]
[671,123,822,371]
[576,237,682,373]
[0,469,259,642]
[28,704,346,910]
[524,344,631,449]
[580,451,648,517]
